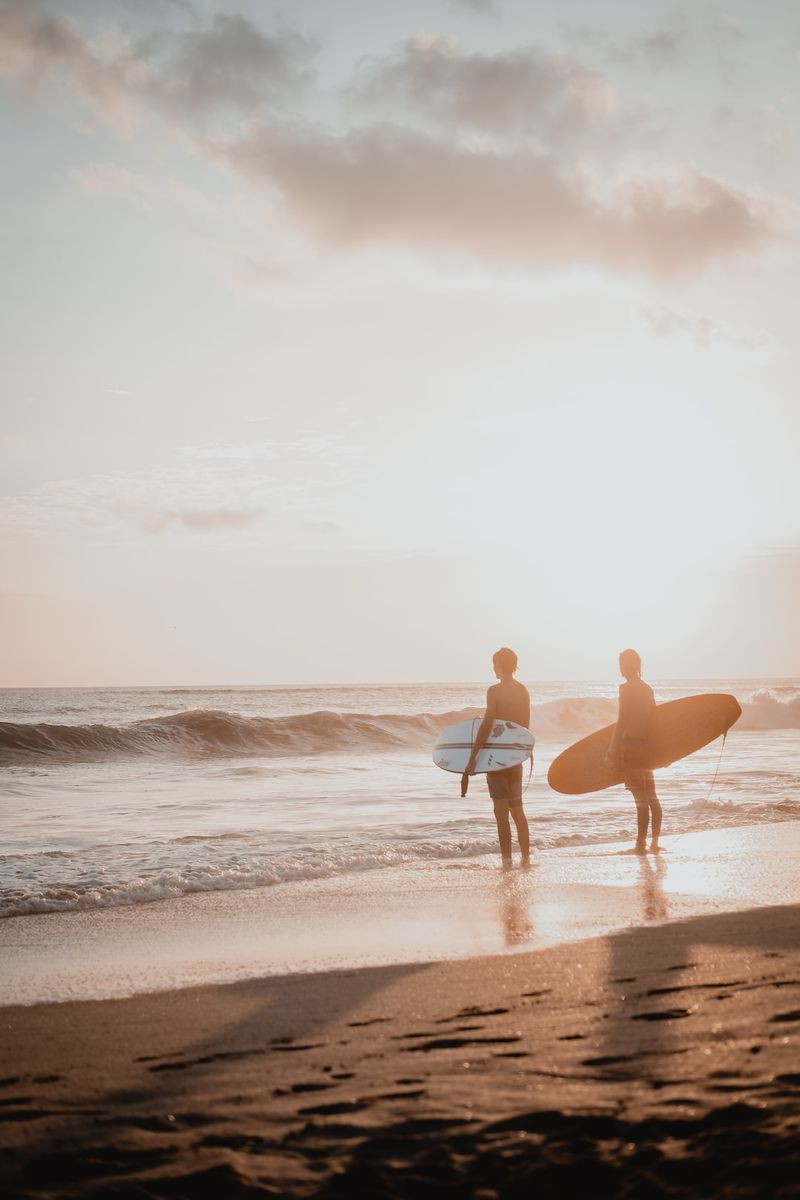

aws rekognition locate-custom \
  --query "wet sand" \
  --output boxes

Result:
[3,822,800,1006]
[2,824,800,1196]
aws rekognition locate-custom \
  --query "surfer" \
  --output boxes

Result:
[607,648,663,855]
[464,648,532,869]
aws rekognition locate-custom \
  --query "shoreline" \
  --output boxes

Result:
[2,821,799,1008]
[2,901,799,1197]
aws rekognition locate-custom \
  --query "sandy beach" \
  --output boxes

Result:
[2,823,800,1198]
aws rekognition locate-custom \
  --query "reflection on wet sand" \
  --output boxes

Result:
[637,854,668,923]
[494,850,668,951]
[496,869,536,947]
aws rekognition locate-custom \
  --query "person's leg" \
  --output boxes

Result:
[634,799,649,852]
[510,802,530,865]
[646,773,663,849]
[624,758,649,853]
[493,799,513,866]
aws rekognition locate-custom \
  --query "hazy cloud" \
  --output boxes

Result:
[570,10,747,71]
[351,36,629,148]
[134,506,265,533]
[446,0,500,17]
[0,2,314,131]
[219,123,775,279]
[71,162,219,216]
[0,462,270,533]
[0,437,364,541]
[50,0,194,19]
[571,23,690,69]
[0,0,143,132]
[642,306,769,349]
[0,2,783,283]
[178,436,353,463]
[304,519,339,534]
[136,13,315,120]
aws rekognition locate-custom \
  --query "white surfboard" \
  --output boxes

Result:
[433,719,534,774]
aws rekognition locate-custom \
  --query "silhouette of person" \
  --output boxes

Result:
[607,648,663,855]
[464,647,532,868]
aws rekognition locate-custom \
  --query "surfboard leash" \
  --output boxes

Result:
[669,730,728,844]
[523,748,534,796]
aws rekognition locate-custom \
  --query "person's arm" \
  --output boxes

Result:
[465,688,497,776]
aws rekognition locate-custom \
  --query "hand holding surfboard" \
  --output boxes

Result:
[433,718,535,776]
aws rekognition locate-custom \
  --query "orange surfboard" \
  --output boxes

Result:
[547,693,742,795]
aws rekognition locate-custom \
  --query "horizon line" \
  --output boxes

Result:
[1,675,797,692]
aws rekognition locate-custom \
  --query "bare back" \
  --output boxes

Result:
[487,679,531,729]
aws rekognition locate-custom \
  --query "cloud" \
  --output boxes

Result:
[135,13,316,120]
[0,437,365,542]
[0,1,142,132]
[570,10,747,72]
[0,3,784,283]
[571,22,690,70]
[134,506,265,533]
[642,306,770,349]
[177,436,351,463]
[0,2,315,132]
[350,36,629,148]
[446,0,500,16]
[218,123,776,279]
[71,162,219,216]
[0,461,270,533]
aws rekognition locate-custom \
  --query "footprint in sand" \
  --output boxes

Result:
[433,1006,511,1025]
[582,1055,632,1067]
[289,1082,337,1094]
[404,1035,522,1053]
[632,1009,690,1022]
[297,1099,369,1116]
[374,1089,426,1100]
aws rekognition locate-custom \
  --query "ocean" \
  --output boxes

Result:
[1,680,799,922]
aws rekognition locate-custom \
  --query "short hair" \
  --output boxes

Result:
[493,646,518,674]
[619,648,642,677]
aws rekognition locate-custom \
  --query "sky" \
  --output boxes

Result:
[1,0,799,685]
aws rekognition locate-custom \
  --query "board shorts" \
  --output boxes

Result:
[487,764,523,806]
[622,739,656,800]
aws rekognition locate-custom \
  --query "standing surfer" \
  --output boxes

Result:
[607,648,663,855]
[464,648,532,869]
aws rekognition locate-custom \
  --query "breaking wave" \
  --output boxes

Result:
[0,708,480,764]
[736,690,800,731]
[2,690,797,765]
